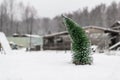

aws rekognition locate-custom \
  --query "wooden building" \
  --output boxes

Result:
[109,21,120,50]
[43,25,120,50]
[85,26,120,49]
[43,31,70,50]
[8,34,43,51]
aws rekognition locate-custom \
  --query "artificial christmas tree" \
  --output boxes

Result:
[62,15,93,65]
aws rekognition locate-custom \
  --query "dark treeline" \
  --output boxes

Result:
[0,0,120,36]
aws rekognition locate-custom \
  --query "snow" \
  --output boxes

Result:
[0,32,12,54]
[24,34,41,38]
[0,50,120,80]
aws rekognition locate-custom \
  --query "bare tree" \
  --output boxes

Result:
[21,5,37,34]
[6,0,16,35]
[41,18,50,35]
[0,0,9,35]
[106,2,118,27]
[0,4,5,31]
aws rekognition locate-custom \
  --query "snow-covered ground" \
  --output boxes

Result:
[0,50,120,80]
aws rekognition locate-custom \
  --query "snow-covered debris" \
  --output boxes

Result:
[109,41,120,50]
[0,32,12,54]
[91,45,98,52]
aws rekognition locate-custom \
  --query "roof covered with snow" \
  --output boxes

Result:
[44,26,120,38]
[84,26,120,33]
[111,21,120,28]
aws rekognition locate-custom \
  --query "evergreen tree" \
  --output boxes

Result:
[62,15,93,65]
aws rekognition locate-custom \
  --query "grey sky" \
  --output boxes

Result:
[1,0,120,18]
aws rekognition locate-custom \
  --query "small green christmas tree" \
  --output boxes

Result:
[62,15,93,65]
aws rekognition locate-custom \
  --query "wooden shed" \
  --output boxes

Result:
[109,21,120,50]
[43,31,71,50]
[43,26,120,50]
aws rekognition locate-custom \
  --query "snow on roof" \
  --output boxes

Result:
[44,31,68,38]
[44,26,120,38]
[111,21,120,27]
[117,21,120,24]
[24,34,41,38]
[84,26,120,33]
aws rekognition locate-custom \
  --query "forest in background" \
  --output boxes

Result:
[0,0,120,36]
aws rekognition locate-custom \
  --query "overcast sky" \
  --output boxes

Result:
[1,0,120,18]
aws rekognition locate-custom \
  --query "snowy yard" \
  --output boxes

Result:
[0,50,120,80]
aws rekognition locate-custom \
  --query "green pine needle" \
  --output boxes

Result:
[62,15,93,65]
